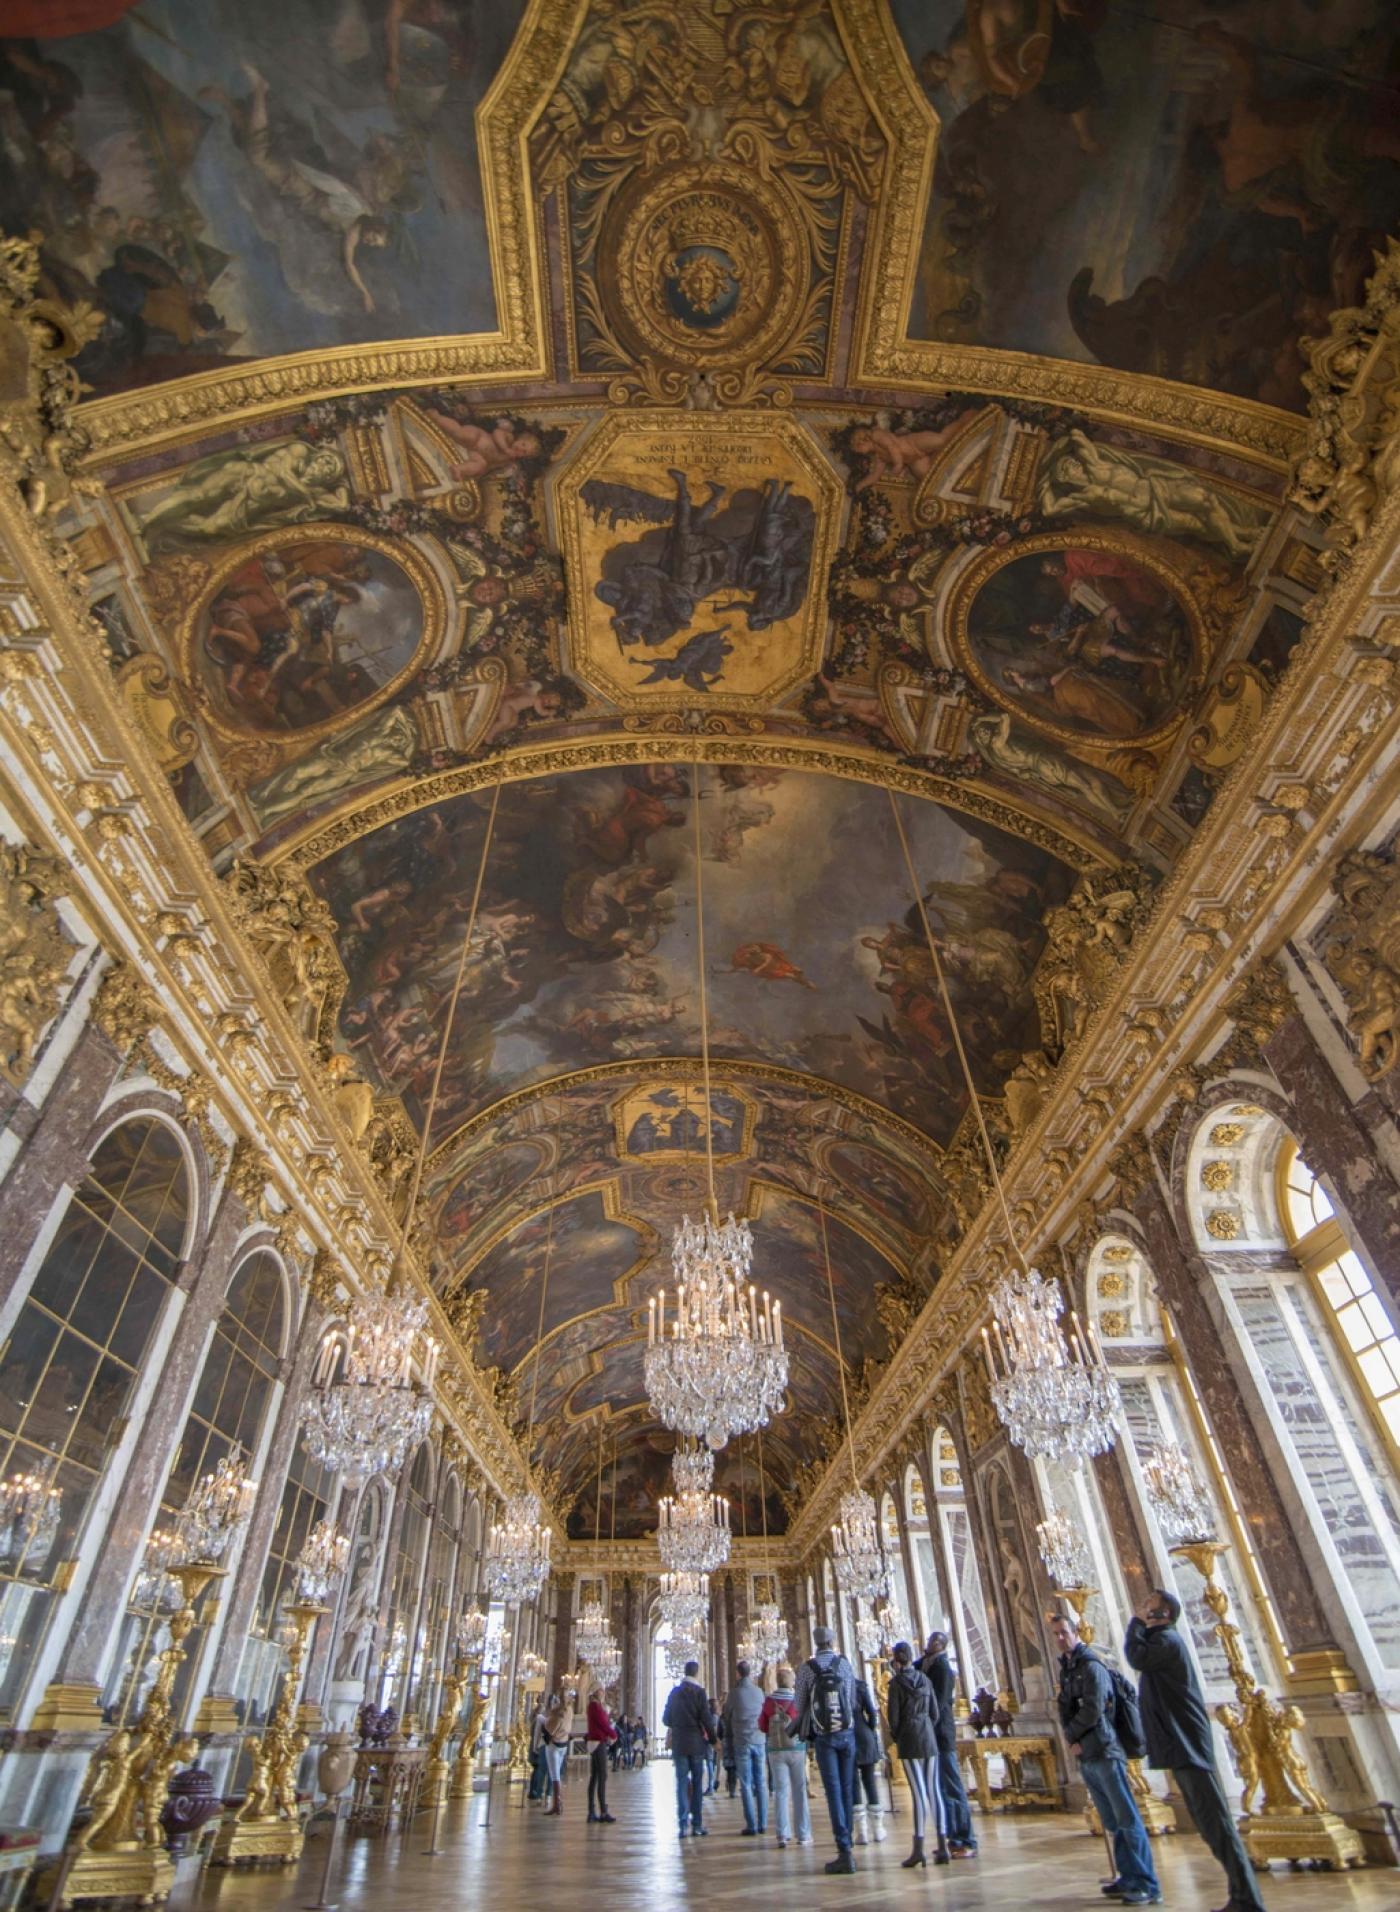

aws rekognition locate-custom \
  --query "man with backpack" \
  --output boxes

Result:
[1125,1591,1266,1912]
[1051,1611,1161,1905]
[794,1624,861,1874]
[663,1659,717,1840]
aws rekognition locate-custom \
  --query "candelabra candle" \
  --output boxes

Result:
[1143,1441,1217,1544]
[174,1444,257,1566]
[986,1267,1121,1462]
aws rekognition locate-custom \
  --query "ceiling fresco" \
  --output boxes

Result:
[44,0,1348,1534]
[0,0,523,393]
[893,0,1400,411]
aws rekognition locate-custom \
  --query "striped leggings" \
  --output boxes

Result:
[903,1755,946,1842]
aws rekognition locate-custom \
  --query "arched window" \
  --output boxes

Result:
[107,1248,286,1721]
[237,1428,336,1725]
[902,1463,932,1641]
[0,1119,188,1719]
[1281,1142,1400,1447]
[928,1426,994,1694]
[382,1444,433,1708]
[880,1490,913,1633]
[1189,1106,1400,1675]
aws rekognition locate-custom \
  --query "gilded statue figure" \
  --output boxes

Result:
[72,1729,134,1852]
[1037,429,1273,557]
[236,1733,276,1822]
[135,440,351,555]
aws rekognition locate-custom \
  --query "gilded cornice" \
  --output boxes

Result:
[563,1537,796,1577]
[787,479,1400,1553]
[0,489,533,1508]
[273,732,1107,880]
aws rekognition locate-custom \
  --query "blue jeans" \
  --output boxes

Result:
[1080,1755,1158,1894]
[738,1743,767,1831]
[937,1747,975,1846]
[812,1730,857,1852]
[674,1751,707,1834]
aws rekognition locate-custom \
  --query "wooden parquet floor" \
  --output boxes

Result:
[168,1762,1399,1911]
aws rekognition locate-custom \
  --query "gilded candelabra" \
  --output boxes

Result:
[422,1651,472,1800]
[210,1599,327,1867]
[448,1664,493,1800]
[1053,1585,1175,1839]
[46,1561,221,1910]
[1171,1540,1361,1870]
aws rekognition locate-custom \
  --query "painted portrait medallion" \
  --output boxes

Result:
[558,411,840,708]
[952,533,1200,746]
[183,524,439,737]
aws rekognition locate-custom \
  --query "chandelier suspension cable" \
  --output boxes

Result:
[397,783,502,1280]
[885,788,1022,1264]
[757,1425,770,1571]
[818,1198,858,1491]
[593,1416,605,1546]
[692,757,718,1220]
[523,1190,557,1488]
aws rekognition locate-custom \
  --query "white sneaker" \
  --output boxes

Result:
[871,1813,887,1843]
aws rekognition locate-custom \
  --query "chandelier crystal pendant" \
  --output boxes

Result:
[1035,1504,1092,1591]
[831,1486,889,1603]
[485,1490,552,1605]
[302,1287,437,1483]
[664,1632,701,1681]
[575,1594,613,1667]
[659,1571,710,1636]
[982,1266,1121,1463]
[294,1518,351,1603]
[1143,1440,1217,1544]
[657,1446,731,1574]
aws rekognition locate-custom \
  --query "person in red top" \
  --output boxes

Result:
[586,1687,619,1823]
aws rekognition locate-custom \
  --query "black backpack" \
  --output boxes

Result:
[1106,1664,1147,1761]
[807,1657,852,1736]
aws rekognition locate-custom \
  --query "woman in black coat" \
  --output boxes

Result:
[886,1643,949,1868]
[852,1677,887,1845]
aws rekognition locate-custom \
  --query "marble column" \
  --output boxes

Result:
[0,1023,124,1313]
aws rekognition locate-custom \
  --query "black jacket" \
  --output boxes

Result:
[919,1650,958,1753]
[1123,1619,1215,1772]
[1056,1643,1121,1762]
[886,1665,939,1760]
[663,1678,716,1759]
[853,1678,881,1766]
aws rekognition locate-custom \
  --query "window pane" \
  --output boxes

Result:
[1358,1347,1394,1396]
[1318,1265,1351,1308]
[1361,1295,1395,1343]
[1337,1252,1373,1301]
[0,1308,60,1442]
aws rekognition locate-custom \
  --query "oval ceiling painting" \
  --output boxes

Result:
[955,534,1199,746]
[186,526,434,736]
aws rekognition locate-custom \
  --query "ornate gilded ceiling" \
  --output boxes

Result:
[29,0,1387,1531]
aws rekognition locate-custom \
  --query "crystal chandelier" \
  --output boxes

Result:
[645,1213,787,1450]
[831,1487,888,1603]
[0,1464,61,1571]
[174,1444,257,1564]
[664,1632,700,1681]
[1143,1441,1216,1544]
[294,1518,350,1603]
[659,1571,710,1636]
[131,1525,183,1612]
[1035,1504,1092,1590]
[983,1267,1121,1463]
[856,1595,909,1661]
[749,1601,788,1667]
[855,1603,882,1662]
[485,1490,551,1604]
[590,1639,622,1688]
[657,1447,731,1574]
[302,1287,436,1483]
[576,1591,613,1666]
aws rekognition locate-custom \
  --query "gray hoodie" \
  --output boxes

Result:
[722,1674,766,1752]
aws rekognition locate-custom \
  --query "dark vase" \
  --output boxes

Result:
[160,1765,221,1854]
